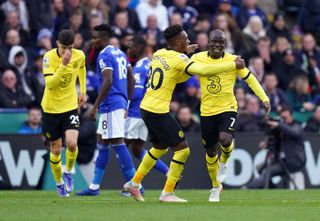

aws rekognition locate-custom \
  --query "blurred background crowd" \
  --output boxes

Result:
[0,0,320,134]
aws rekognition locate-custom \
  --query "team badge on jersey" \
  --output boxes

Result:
[179,54,189,63]
[178,130,185,138]
[43,57,49,68]
[73,62,78,69]
[99,59,106,69]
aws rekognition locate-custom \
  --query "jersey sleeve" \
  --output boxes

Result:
[42,53,55,75]
[175,53,191,71]
[99,52,113,72]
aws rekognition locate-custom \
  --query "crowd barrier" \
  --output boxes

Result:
[0,133,319,190]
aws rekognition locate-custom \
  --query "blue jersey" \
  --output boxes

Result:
[96,45,130,113]
[128,57,150,118]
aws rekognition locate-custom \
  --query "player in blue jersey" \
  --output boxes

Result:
[76,24,137,196]
[125,36,169,176]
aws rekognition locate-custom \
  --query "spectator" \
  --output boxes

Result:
[286,74,314,112]
[235,86,247,111]
[270,36,292,70]
[2,10,29,46]
[178,76,200,114]
[86,70,98,104]
[212,13,243,54]
[136,0,169,31]
[195,32,208,52]
[36,28,52,52]
[176,105,201,132]
[169,12,183,26]
[263,73,288,112]
[297,33,320,92]
[1,0,30,32]
[236,0,268,29]
[32,49,45,88]
[242,16,266,60]
[140,15,165,50]
[112,11,135,39]
[248,56,265,83]
[168,0,198,29]
[267,11,292,44]
[274,48,306,91]
[236,95,265,132]
[297,0,320,36]
[18,107,42,134]
[83,0,109,24]
[8,45,42,106]
[0,28,21,60]
[62,8,89,42]
[0,69,32,108]
[74,31,84,49]
[51,0,68,41]
[304,105,320,132]
[254,37,272,72]
[214,0,234,19]
[109,0,141,32]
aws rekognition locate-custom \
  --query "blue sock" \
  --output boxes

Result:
[92,144,110,185]
[138,149,169,175]
[112,143,136,181]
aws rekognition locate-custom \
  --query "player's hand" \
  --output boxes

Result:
[186,44,198,54]
[266,120,279,129]
[263,101,271,120]
[78,93,86,107]
[62,50,72,66]
[89,106,98,121]
[234,56,245,69]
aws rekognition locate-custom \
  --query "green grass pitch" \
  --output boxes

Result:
[0,190,319,221]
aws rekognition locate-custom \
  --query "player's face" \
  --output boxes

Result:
[208,35,226,58]
[57,42,73,56]
[90,31,104,49]
[177,31,190,52]
[127,40,141,59]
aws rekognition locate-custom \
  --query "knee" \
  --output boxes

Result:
[219,134,233,148]
[66,139,77,151]
[50,143,62,155]
[206,148,218,157]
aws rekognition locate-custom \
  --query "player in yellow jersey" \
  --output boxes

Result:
[41,29,86,197]
[191,29,271,202]
[123,24,245,202]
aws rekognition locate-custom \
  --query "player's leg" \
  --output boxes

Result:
[217,112,237,183]
[62,109,80,193]
[76,113,110,196]
[201,115,222,202]
[126,118,169,175]
[43,111,69,197]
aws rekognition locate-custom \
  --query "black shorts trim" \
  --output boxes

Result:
[141,109,185,147]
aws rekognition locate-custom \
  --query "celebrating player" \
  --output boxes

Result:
[123,24,245,203]
[125,36,169,178]
[42,29,86,197]
[191,29,271,202]
[76,24,137,196]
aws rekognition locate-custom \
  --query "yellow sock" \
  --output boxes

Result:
[65,147,78,172]
[50,152,62,184]
[220,141,234,164]
[164,147,190,193]
[132,147,168,184]
[206,154,220,188]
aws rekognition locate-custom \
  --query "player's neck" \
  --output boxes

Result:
[208,51,224,59]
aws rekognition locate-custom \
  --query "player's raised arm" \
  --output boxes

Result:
[43,50,72,90]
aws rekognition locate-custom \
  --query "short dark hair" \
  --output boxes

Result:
[131,36,147,48]
[93,24,113,38]
[57,29,75,45]
[280,105,292,115]
[164,24,183,42]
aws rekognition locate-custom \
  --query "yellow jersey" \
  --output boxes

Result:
[191,51,269,116]
[41,48,86,113]
[140,49,191,113]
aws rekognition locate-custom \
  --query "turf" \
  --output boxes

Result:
[0,190,319,221]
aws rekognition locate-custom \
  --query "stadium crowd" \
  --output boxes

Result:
[0,0,320,133]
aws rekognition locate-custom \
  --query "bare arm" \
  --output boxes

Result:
[90,69,112,121]
[127,65,135,101]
